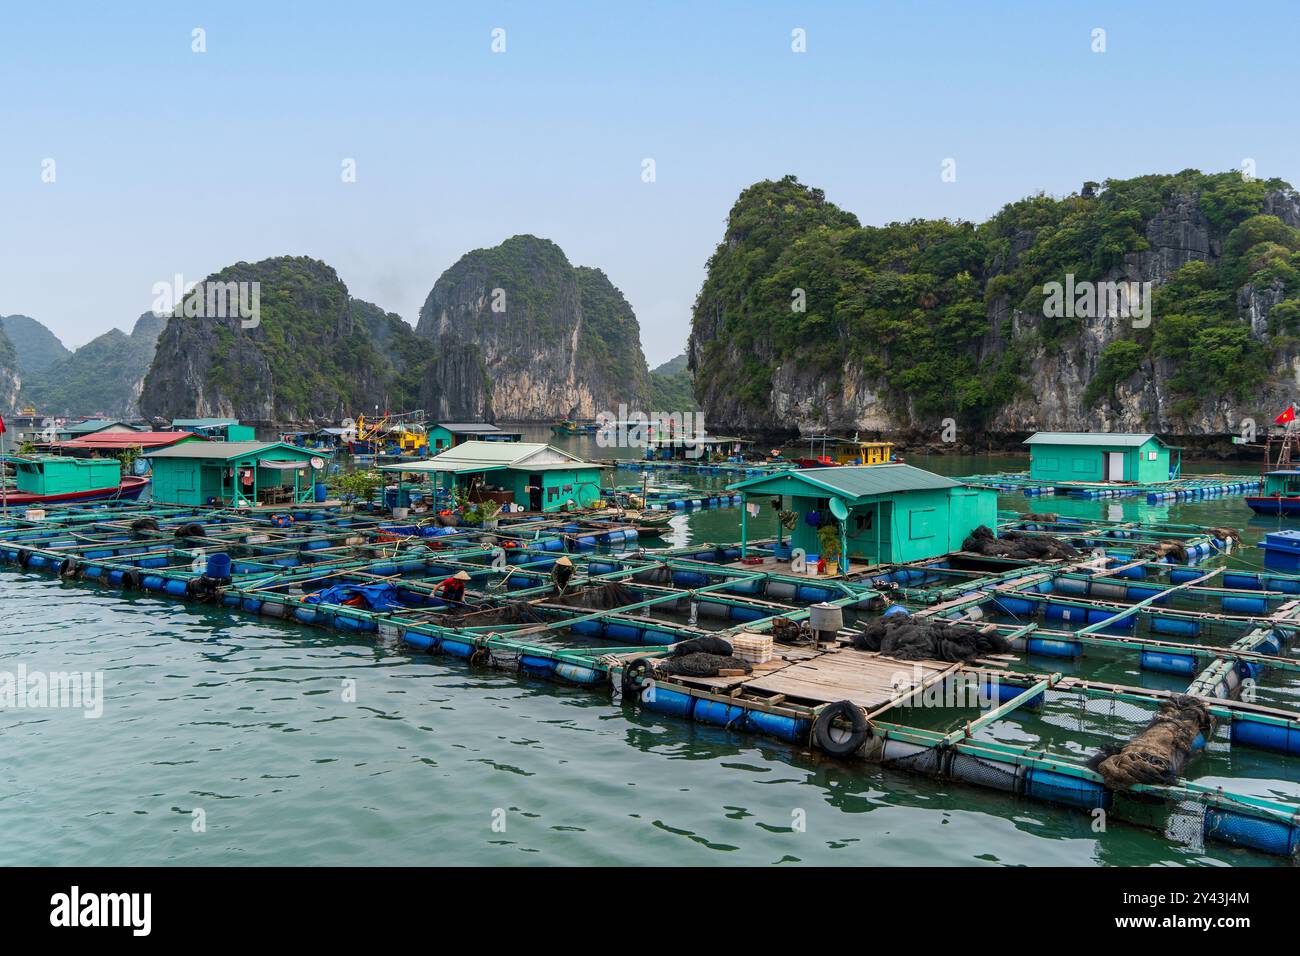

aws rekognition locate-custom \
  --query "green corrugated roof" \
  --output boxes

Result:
[171,417,240,428]
[63,419,138,434]
[1024,432,1163,447]
[145,441,319,461]
[728,464,961,500]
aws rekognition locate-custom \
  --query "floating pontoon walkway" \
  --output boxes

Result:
[958,471,1262,502]
[4,500,1300,860]
[612,458,794,478]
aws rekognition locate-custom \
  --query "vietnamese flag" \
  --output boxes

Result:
[1276,405,1296,426]
[0,413,6,434]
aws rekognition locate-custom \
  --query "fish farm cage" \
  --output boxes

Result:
[3,500,1299,861]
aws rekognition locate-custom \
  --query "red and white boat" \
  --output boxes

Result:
[1,456,150,507]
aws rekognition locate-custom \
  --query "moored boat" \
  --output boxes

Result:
[2,455,149,506]
[1244,427,1300,516]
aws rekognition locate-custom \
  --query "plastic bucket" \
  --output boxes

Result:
[206,553,232,580]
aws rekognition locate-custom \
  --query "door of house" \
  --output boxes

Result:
[528,475,543,511]
[1106,452,1125,481]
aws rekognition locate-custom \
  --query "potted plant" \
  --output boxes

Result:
[817,523,842,576]
[328,469,383,513]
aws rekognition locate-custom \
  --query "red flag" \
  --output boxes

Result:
[0,413,6,435]
[1276,405,1296,426]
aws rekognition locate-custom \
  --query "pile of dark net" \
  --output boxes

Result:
[1087,695,1213,787]
[961,525,1078,560]
[656,635,753,677]
[848,615,1012,662]
[1139,540,1188,563]
[550,582,639,609]
[452,603,547,625]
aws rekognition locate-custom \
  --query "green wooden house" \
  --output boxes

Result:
[145,441,325,507]
[170,418,257,442]
[1024,432,1175,483]
[727,464,998,569]
[380,441,605,512]
[427,422,522,452]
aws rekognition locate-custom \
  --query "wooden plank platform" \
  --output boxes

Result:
[741,648,949,709]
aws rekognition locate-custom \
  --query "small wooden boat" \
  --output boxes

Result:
[1245,431,1300,516]
[628,511,674,536]
[2,455,149,506]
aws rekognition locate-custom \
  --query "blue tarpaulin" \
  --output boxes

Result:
[304,583,402,610]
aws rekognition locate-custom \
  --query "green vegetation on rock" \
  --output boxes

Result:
[691,171,1300,429]
[142,256,492,422]
[0,315,71,376]
[20,313,162,417]
[649,353,699,412]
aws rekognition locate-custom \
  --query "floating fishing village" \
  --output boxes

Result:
[10,6,1300,910]
[5,412,1300,864]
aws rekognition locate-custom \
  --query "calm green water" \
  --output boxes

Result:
[1,441,1290,866]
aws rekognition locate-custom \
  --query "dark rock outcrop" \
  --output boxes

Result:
[689,171,1300,439]
[141,256,491,423]
[416,235,650,420]
[0,325,21,412]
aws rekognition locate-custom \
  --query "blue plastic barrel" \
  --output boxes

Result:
[314,481,328,502]
[206,552,232,579]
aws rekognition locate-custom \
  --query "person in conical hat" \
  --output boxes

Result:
[435,569,472,604]
[552,554,575,595]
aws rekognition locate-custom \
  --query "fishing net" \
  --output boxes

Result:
[1087,694,1213,788]
[174,522,207,539]
[452,603,548,625]
[1021,512,1059,522]
[1139,540,1188,563]
[658,653,753,677]
[849,616,1012,662]
[961,525,1078,560]
[551,582,639,610]
[130,517,160,534]
[671,635,733,657]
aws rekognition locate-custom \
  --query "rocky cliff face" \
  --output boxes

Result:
[690,171,1300,440]
[986,190,1300,435]
[141,256,491,424]
[416,235,650,420]
[0,325,21,413]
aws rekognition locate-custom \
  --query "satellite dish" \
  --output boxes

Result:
[39,427,57,442]
[309,457,326,470]
[340,417,355,431]
[829,497,849,521]
[41,417,54,428]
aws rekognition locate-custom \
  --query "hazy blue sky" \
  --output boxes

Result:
[2,1,1294,365]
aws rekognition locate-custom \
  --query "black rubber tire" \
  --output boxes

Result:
[812,700,870,756]
[58,556,80,579]
[121,568,143,591]
[16,549,33,569]
[621,657,656,700]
